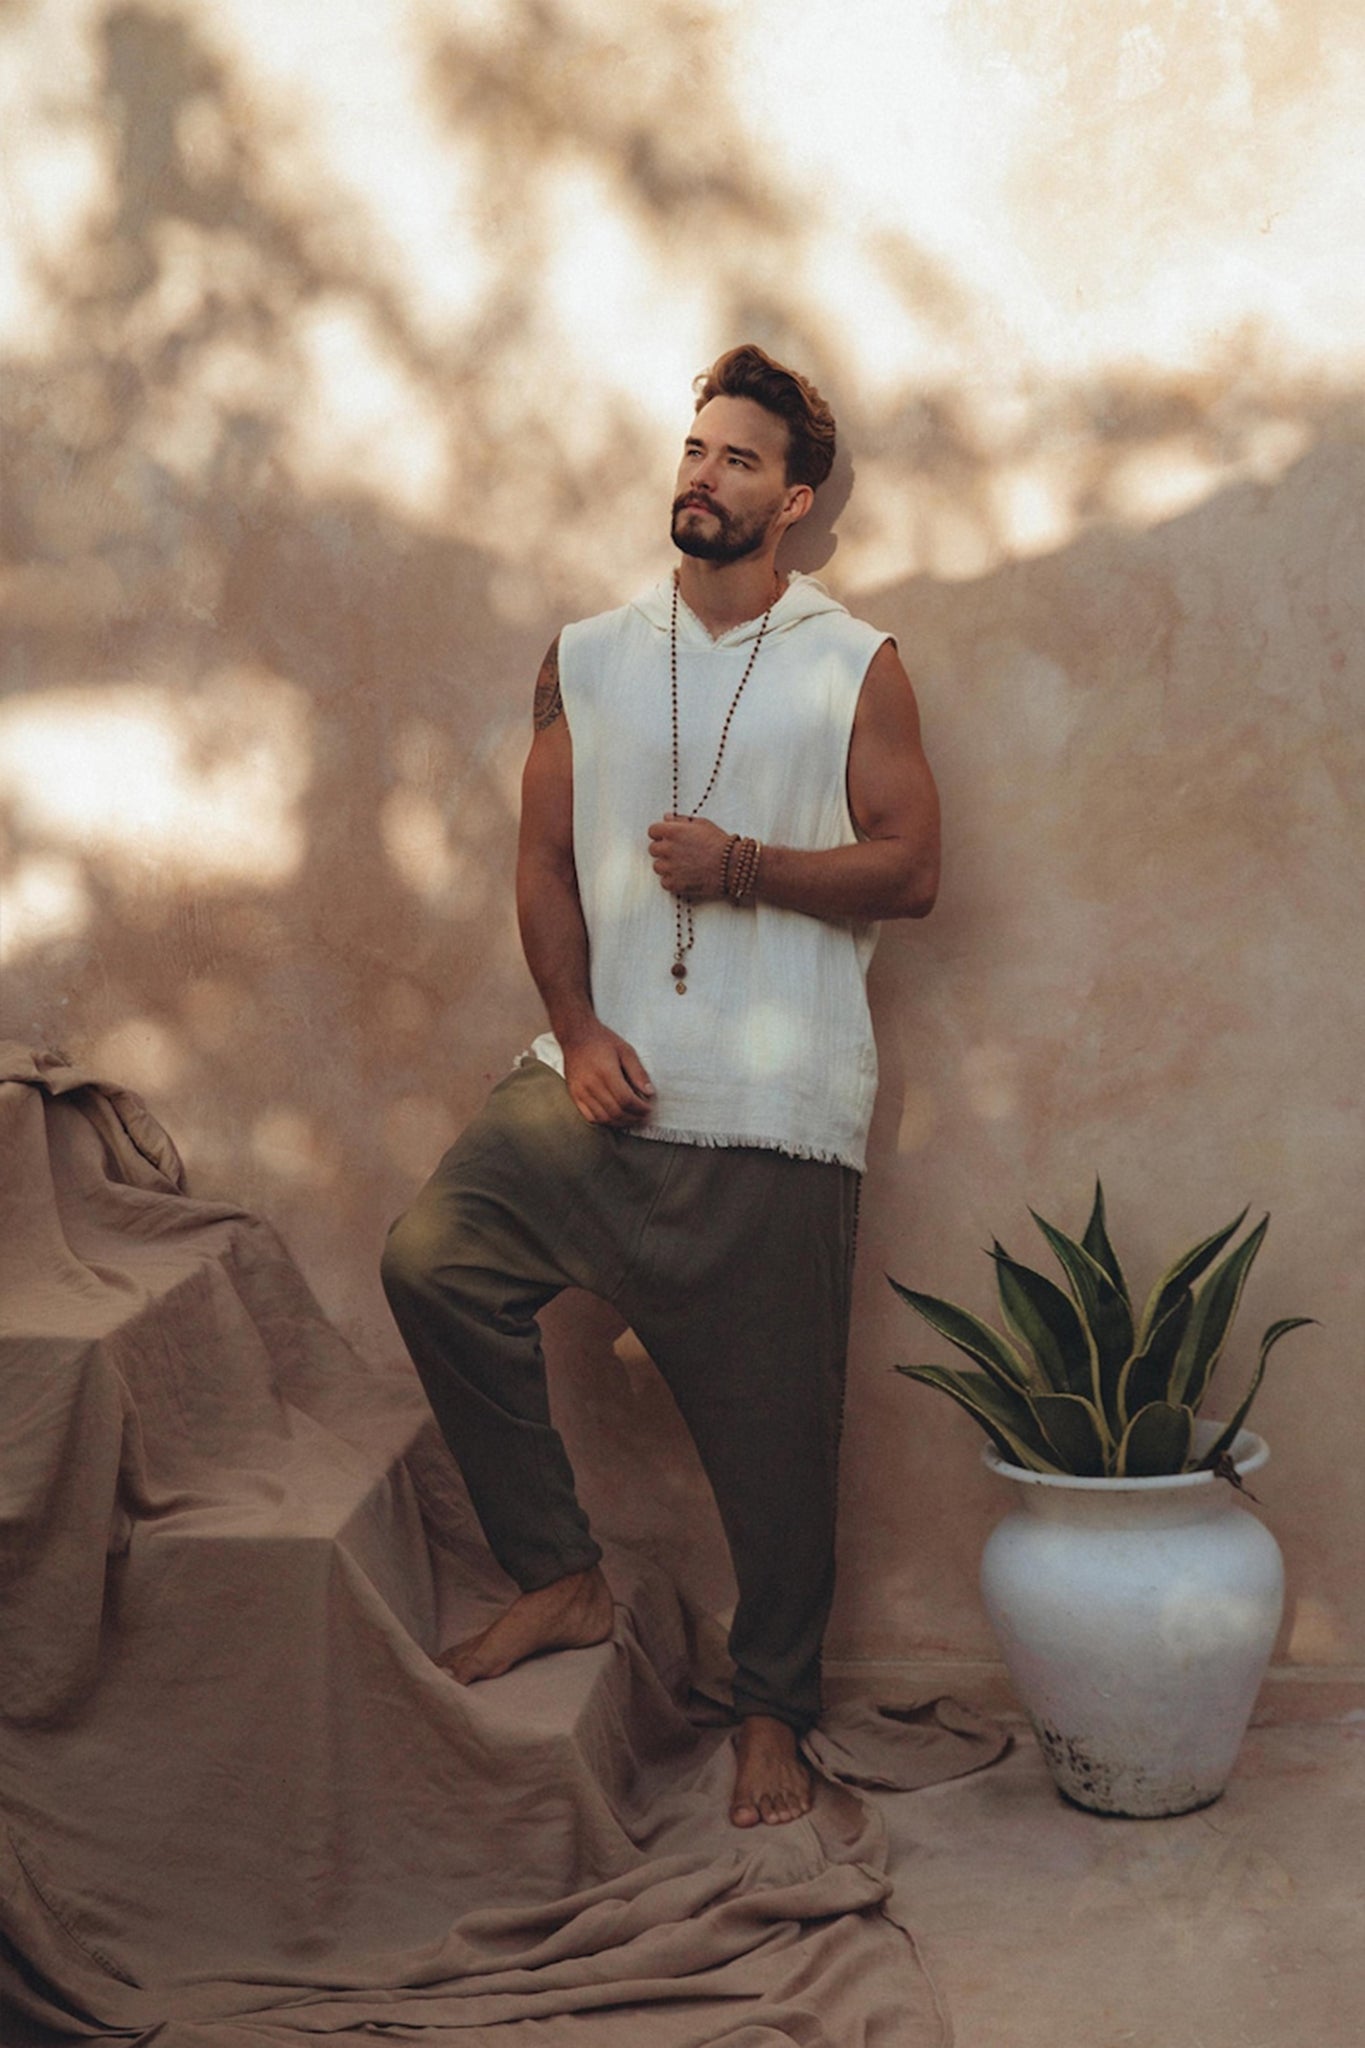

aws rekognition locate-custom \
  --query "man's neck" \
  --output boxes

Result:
[675,554,786,639]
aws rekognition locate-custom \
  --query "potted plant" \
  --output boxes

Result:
[889,1183,1314,1816]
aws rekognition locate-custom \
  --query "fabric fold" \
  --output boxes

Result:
[0,1047,1002,2047]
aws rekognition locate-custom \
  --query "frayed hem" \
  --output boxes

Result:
[626,1122,863,1172]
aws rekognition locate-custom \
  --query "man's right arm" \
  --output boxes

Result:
[517,637,655,1126]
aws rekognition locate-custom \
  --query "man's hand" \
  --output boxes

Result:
[647,815,732,900]
[644,646,941,927]
[561,1022,655,1126]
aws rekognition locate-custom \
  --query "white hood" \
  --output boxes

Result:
[628,571,851,649]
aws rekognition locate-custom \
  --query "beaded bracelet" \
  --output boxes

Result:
[719,833,742,899]
[727,837,762,904]
[739,839,762,902]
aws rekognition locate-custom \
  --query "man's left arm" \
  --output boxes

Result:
[647,640,941,922]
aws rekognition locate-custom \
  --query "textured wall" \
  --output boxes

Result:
[3,0,1362,1682]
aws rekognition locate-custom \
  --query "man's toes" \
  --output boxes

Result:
[439,1630,502,1684]
[761,1779,812,1825]
[730,1800,761,1829]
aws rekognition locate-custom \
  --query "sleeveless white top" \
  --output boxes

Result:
[529,573,891,1171]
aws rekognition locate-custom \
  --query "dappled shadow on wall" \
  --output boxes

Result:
[1,0,1358,1328]
[861,410,1363,1221]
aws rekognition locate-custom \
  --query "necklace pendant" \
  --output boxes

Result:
[670,958,688,986]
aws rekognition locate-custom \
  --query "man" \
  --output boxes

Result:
[381,344,940,1827]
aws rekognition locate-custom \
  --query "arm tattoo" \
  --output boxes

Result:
[533,637,564,732]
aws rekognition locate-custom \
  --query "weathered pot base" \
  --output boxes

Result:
[1036,1720,1226,1819]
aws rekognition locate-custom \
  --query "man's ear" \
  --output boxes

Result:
[781,483,815,530]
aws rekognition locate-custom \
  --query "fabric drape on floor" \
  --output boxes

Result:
[0,1047,1006,2047]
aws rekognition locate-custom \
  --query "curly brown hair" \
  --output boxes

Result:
[693,344,836,492]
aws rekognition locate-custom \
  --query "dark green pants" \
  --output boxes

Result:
[380,1059,858,1729]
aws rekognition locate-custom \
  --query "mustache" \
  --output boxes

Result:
[673,493,725,518]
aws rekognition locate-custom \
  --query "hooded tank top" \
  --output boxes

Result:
[528,572,891,1171]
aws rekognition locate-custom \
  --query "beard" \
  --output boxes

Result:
[670,493,778,564]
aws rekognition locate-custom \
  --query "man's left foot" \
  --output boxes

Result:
[438,1565,615,1684]
[730,1714,813,1827]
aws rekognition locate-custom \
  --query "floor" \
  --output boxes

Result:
[878,1720,1365,2047]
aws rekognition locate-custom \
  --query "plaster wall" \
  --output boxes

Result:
[3,0,1362,1686]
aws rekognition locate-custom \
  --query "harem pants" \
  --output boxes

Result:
[379,1057,859,1730]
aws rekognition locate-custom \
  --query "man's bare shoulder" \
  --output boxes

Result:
[530,592,665,732]
[533,636,563,732]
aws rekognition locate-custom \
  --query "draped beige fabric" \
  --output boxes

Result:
[0,1048,1005,2047]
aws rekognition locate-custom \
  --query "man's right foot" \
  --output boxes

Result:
[730,1714,814,1828]
[438,1565,614,1684]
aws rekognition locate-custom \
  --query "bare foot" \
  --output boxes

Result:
[730,1714,814,1828]
[438,1565,614,1684]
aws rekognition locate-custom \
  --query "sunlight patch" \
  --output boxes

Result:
[91,1016,188,1097]
[989,463,1077,560]
[962,1042,1021,1122]
[0,671,311,887]
[896,1085,938,1156]
[1285,1595,1347,1666]
[0,857,91,965]
[251,1107,339,1187]
[0,1,106,351]
[740,1002,802,1076]
[379,788,492,917]
[288,297,449,521]
[541,166,710,422]
[382,1094,458,1178]
[1106,437,1227,527]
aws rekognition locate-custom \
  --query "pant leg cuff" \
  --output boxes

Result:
[513,1541,604,1593]
[731,1694,819,1734]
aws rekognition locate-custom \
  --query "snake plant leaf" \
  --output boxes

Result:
[893,1364,1062,1472]
[989,1243,1091,1397]
[1197,1317,1318,1470]
[886,1277,1033,1391]
[1116,1290,1194,1425]
[1034,1393,1109,1475]
[1135,1208,1249,1349]
[1168,1215,1270,1410]
[1028,1212,1135,1431]
[1116,1401,1195,1477]
[1081,1180,1130,1305]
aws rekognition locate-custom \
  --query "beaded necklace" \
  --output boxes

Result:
[668,570,779,992]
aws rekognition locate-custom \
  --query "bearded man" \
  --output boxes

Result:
[381,344,941,1827]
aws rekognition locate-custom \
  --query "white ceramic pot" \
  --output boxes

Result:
[979,1425,1283,1817]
